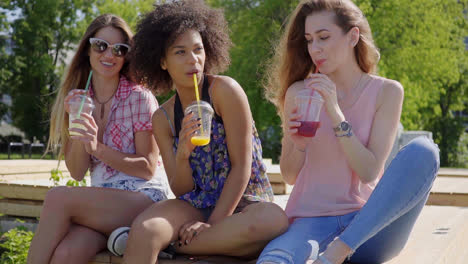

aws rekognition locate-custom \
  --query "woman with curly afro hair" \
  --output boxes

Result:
[108,1,289,263]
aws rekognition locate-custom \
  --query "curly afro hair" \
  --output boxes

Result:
[130,0,232,95]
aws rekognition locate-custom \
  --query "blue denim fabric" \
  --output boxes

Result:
[257,136,440,264]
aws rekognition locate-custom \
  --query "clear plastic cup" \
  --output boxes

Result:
[184,101,214,146]
[295,89,324,137]
[68,95,95,136]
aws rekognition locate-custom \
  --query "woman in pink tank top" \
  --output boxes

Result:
[258,0,439,264]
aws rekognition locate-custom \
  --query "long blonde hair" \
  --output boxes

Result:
[265,0,380,116]
[47,14,133,157]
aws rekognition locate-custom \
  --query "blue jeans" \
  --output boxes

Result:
[258,136,440,264]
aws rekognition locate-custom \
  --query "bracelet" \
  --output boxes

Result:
[335,130,353,137]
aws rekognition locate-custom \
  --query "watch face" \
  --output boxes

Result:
[341,122,350,131]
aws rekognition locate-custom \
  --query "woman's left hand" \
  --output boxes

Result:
[177,220,211,246]
[305,74,344,123]
[69,113,99,155]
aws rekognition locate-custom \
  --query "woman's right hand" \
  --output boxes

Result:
[176,112,201,160]
[64,89,88,114]
[286,106,309,151]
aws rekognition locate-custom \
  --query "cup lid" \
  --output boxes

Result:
[296,89,323,101]
[185,100,214,115]
[69,95,94,105]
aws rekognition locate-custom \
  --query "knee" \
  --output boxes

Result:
[395,136,440,180]
[43,186,69,212]
[130,213,168,245]
[243,203,289,242]
[405,136,440,168]
[50,242,84,264]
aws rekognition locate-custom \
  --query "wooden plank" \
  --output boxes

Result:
[90,251,210,264]
[0,199,42,217]
[427,177,468,206]
[0,159,68,175]
[195,256,256,264]
[437,167,468,178]
[266,164,283,183]
[427,193,468,207]
[385,206,468,264]
[0,183,51,200]
[431,177,468,193]
[271,182,293,195]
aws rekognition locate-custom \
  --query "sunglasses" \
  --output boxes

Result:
[89,38,131,57]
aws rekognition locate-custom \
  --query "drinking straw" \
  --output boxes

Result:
[304,63,321,122]
[193,74,204,134]
[77,70,93,116]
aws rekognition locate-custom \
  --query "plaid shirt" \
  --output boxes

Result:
[89,75,158,182]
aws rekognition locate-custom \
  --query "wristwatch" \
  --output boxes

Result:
[333,121,353,137]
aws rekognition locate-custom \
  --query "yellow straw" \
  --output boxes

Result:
[193,74,204,134]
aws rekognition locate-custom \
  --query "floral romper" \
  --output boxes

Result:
[161,75,273,216]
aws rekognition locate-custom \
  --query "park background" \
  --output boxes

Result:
[0,0,467,263]
[0,0,467,167]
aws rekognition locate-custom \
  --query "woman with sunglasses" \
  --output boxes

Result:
[257,1,439,263]
[27,14,168,264]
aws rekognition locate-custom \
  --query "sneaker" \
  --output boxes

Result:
[107,226,130,257]
[107,226,176,259]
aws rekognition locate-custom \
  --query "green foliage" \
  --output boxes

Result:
[93,0,155,31]
[366,0,468,166]
[1,0,95,141]
[50,168,87,187]
[208,0,300,161]
[0,225,33,264]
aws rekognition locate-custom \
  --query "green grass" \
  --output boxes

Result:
[0,153,54,160]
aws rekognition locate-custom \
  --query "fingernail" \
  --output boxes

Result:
[185,240,188,245]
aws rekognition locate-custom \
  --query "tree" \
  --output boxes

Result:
[1,0,95,141]
[92,0,156,31]
[207,0,299,161]
[366,0,468,166]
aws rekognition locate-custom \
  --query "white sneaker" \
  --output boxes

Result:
[107,226,130,257]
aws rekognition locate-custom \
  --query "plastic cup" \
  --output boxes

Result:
[295,89,324,137]
[68,95,95,136]
[184,100,214,146]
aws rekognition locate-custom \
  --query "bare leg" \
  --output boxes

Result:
[27,186,154,264]
[123,199,205,264]
[177,202,288,258]
[123,200,288,264]
[50,224,106,264]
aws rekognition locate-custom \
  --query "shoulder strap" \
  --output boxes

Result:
[160,107,175,137]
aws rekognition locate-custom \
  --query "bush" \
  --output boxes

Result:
[0,225,33,264]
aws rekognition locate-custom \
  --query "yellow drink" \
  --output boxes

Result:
[191,136,210,146]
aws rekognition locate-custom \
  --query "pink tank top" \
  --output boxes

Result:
[285,75,385,218]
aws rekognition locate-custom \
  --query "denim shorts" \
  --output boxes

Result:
[99,179,168,203]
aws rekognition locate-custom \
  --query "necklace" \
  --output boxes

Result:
[94,89,117,119]
[338,73,364,102]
